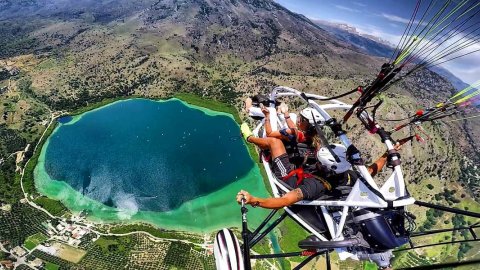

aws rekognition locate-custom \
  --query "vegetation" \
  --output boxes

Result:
[0,20,38,58]
[21,121,57,196]
[45,262,60,270]
[419,208,443,231]
[0,1,479,269]
[393,251,432,268]
[23,232,48,250]
[31,249,74,269]
[0,203,50,249]
[174,92,241,123]
[95,236,131,254]
[33,196,67,216]
[109,223,203,244]
[164,242,193,269]
[0,125,27,202]
[75,233,214,270]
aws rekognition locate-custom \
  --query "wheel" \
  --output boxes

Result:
[214,228,244,270]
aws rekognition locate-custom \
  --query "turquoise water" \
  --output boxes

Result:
[35,98,270,232]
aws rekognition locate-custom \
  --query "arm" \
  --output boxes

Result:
[368,152,388,177]
[262,107,297,139]
[368,143,402,177]
[284,112,296,129]
[262,106,274,136]
[236,189,303,209]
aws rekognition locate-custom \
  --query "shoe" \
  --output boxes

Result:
[240,123,253,141]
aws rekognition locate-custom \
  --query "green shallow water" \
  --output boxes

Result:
[34,98,271,233]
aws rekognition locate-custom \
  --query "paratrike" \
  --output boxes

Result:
[214,0,480,268]
[213,86,480,270]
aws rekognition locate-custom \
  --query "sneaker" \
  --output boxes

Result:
[240,123,253,141]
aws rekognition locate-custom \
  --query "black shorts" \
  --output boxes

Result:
[272,153,294,179]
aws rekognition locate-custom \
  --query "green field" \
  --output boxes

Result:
[33,196,67,216]
[45,262,60,270]
[24,232,48,250]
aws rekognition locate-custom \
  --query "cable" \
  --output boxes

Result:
[404,1,480,67]
[308,87,360,101]
[390,0,423,63]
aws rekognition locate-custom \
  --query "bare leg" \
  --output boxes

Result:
[247,137,287,159]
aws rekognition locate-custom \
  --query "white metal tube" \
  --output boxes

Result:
[321,206,338,239]
[335,206,349,239]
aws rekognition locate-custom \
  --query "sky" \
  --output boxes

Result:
[274,0,480,85]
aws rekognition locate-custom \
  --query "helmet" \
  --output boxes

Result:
[316,144,351,174]
[300,108,325,125]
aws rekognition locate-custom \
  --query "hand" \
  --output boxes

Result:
[278,102,289,114]
[260,104,270,116]
[393,142,402,151]
[236,190,253,205]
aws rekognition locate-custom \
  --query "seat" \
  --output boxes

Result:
[275,179,328,234]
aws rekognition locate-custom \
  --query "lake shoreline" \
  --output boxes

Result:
[29,95,269,235]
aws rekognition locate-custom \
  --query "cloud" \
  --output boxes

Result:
[381,13,411,24]
[334,5,360,13]
[353,2,367,7]
[380,13,427,26]
[406,36,480,84]
[442,50,480,85]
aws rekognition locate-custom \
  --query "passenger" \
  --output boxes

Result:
[254,104,321,167]
[246,98,322,145]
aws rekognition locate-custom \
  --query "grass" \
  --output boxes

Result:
[33,196,67,216]
[95,237,124,253]
[277,217,309,254]
[22,121,58,196]
[173,92,241,123]
[363,262,378,270]
[24,232,48,250]
[45,262,60,270]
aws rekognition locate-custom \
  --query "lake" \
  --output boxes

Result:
[34,98,270,232]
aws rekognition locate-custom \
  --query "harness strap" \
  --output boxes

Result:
[312,175,332,191]
[282,167,315,186]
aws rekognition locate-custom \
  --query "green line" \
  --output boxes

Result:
[450,79,480,100]
[426,0,469,37]
[395,0,469,65]
[427,1,480,45]
[394,3,446,64]
[454,90,480,104]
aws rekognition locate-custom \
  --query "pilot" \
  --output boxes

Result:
[236,142,402,209]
